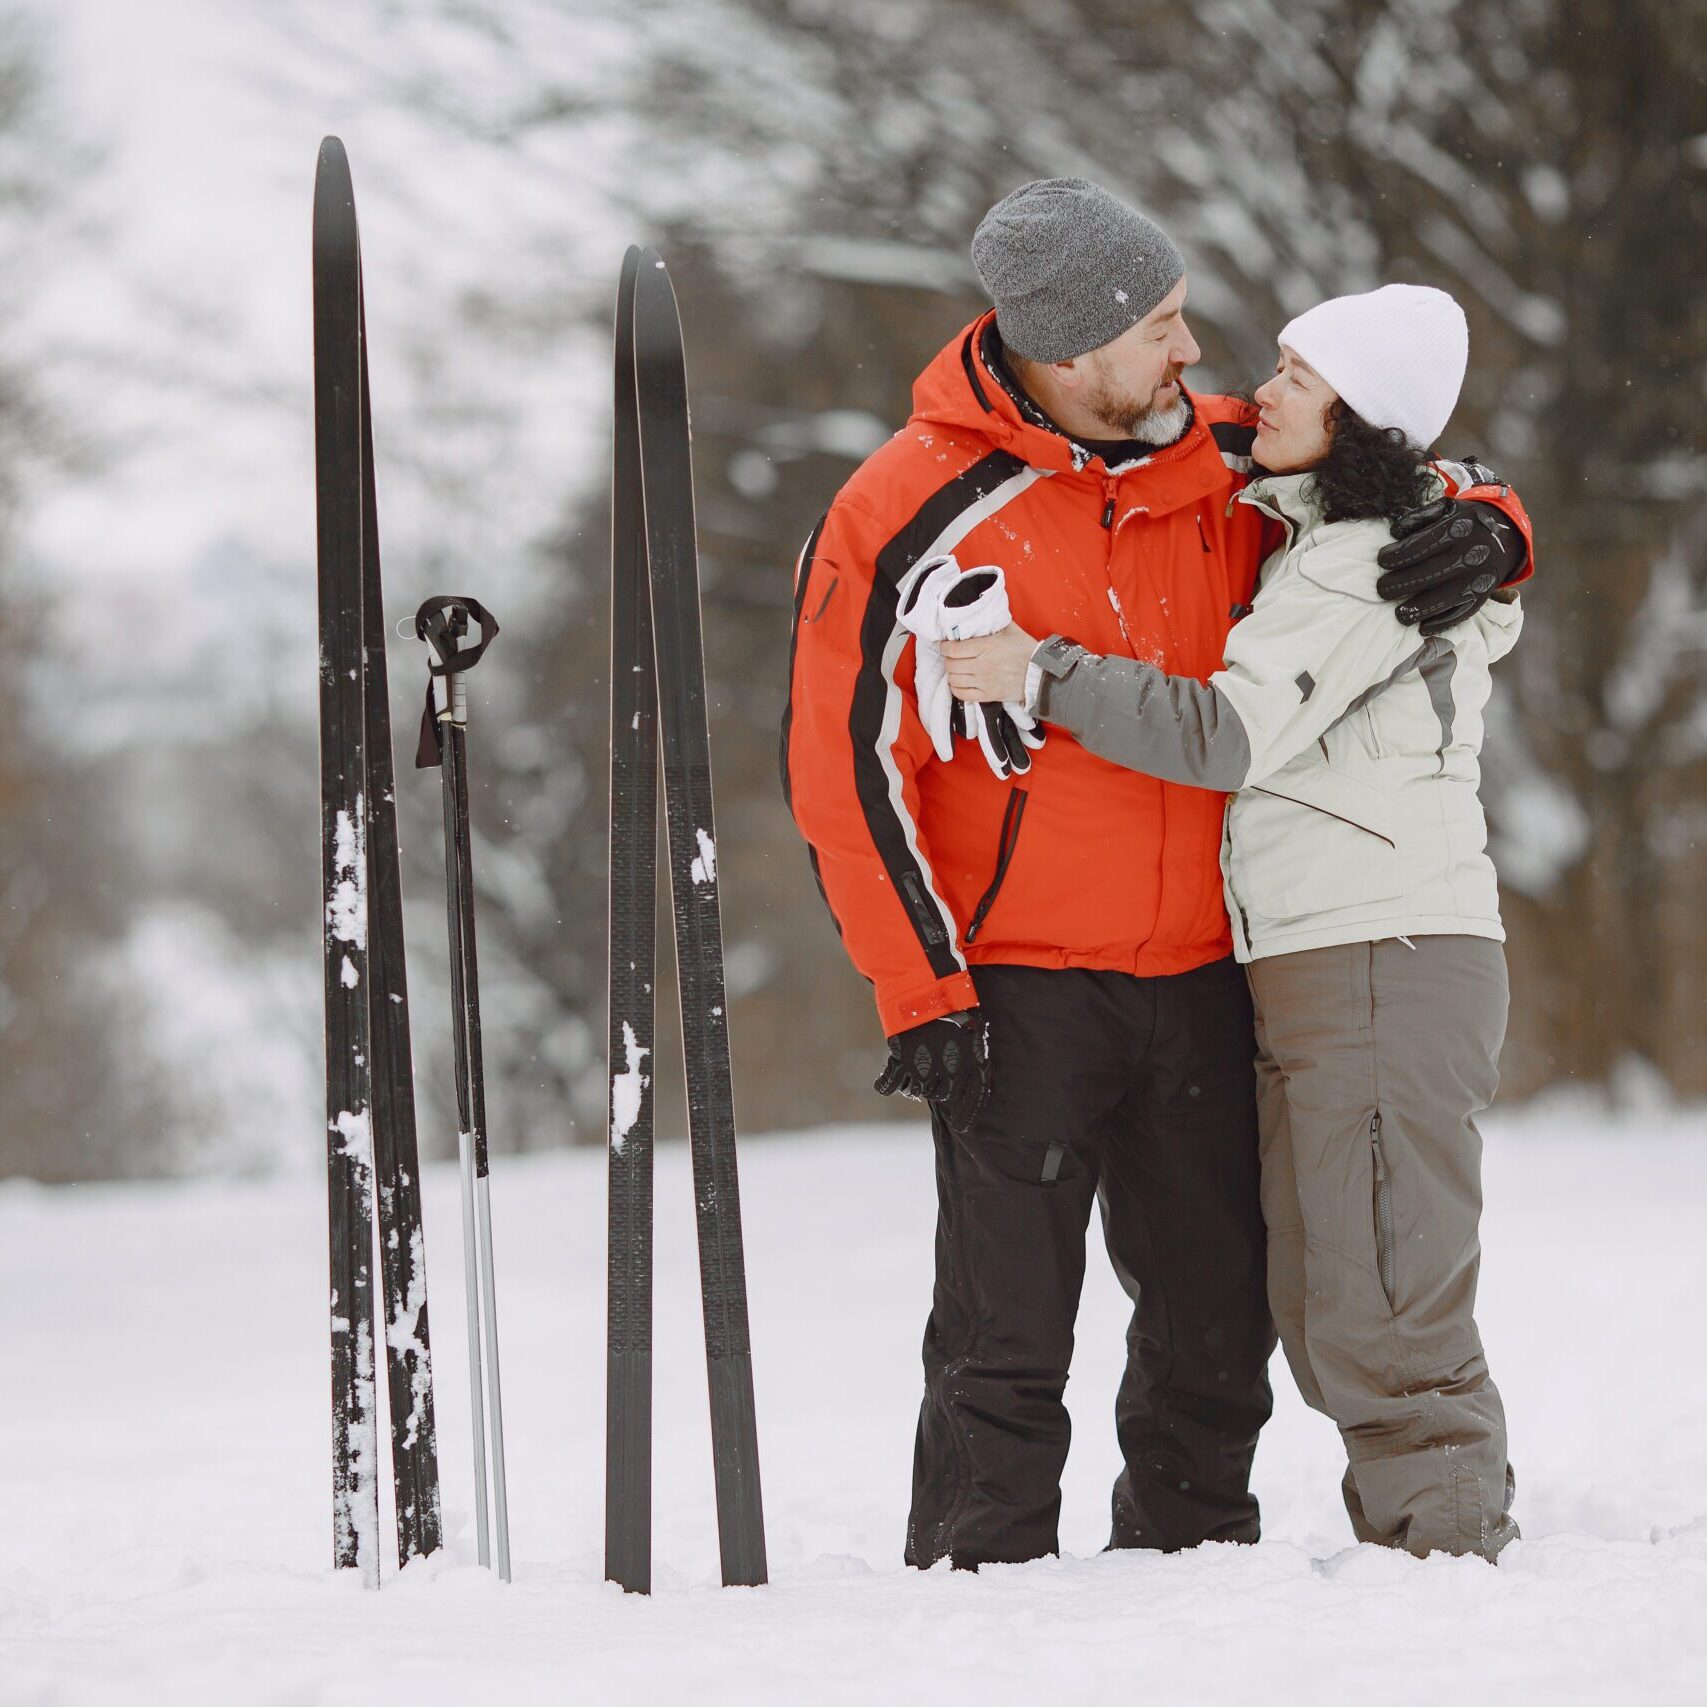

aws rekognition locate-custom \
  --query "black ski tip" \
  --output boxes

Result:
[315,136,353,204]
[313,136,358,257]
[630,248,683,359]
[616,245,643,329]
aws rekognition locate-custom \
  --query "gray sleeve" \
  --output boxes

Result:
[1028,635,1253,791]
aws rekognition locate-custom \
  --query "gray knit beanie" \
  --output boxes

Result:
[971,178,1185,364]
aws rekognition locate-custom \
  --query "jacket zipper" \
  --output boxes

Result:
[1248,785,1396,847]
[1371,1113,1396,1308]
[964,787,1029,944]
[1220,805,1254,955]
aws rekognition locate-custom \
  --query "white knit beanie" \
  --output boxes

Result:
[1278,284,1468,449]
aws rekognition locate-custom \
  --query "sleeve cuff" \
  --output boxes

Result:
[1032,634,1087,679]
[1023,659,1045,718]
[881,971,980,1038]
[1028,635,1089,719]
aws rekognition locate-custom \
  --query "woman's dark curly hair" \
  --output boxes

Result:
[1306,402,1436,525]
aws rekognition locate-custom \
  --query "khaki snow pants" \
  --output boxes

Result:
[1247,935,1518,1560]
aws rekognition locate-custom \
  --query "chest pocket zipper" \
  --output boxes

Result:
[965,787,1029,944]
[1359,704,1387,759]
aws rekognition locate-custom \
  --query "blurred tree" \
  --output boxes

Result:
[0,10,168,1178]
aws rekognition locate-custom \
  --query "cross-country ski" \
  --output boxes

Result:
[607,247,767,1592]
[312,133,442,1582]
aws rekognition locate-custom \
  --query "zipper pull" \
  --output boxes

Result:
[1101,498,1115,529]
[1371,1114,1386,1180]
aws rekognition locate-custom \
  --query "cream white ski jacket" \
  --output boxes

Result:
[1026,469,1522,963]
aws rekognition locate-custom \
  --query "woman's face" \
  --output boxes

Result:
[1253,345,1337,472]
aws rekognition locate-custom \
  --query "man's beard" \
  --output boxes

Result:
[1088,367,1192,447]
[1126,394,1193,446]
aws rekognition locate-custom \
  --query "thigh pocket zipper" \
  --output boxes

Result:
[1371,1113,1396,1308]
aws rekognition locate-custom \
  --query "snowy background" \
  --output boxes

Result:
[0,2,1704,1699]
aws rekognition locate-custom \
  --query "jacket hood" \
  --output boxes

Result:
[908,311,1234,517]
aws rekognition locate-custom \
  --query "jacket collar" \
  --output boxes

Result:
[977,321,1191,474]
[908,311,1235,518]
[1237,470,1323,532]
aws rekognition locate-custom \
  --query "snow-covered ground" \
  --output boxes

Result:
[2,1108,1705,1705]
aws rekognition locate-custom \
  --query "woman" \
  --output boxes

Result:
[939,284,1523,1561]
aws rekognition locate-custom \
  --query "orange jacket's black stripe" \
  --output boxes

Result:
[779,510,828,812]
[779,513,840,928]
[848,451,1032,979]
[870,450,1030,588]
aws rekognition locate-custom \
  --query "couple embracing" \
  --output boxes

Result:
[781,178,1532,1567]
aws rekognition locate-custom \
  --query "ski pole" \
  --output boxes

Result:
[414,596,511,1582]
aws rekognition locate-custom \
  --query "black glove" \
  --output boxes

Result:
[1375,498,1527,639]
[874,1009,990,1134]
[939,569,1044,779]
[953,697,1038,778]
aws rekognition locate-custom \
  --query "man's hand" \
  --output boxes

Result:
[874,1009,990,1135]
[940,624,1040,704]
[1376,498,1528,638]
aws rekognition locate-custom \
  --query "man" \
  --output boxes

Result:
[779,178,1531,1569]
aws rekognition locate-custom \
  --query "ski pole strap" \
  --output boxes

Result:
[414,596,500,768]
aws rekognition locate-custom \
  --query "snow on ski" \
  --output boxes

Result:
[312,135,443,1581]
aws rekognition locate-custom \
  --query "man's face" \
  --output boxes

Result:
[1078,277,1202,438]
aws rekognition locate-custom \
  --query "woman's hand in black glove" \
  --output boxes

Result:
[1376,497,1527,638]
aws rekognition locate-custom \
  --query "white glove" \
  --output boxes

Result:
[896,553,1045,779]
[894,556,962,757]
[897,555,961,762]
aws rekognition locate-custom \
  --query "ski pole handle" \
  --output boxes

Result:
[413,596,499,766]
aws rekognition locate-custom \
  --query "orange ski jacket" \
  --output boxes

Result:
[781,313,1533,1038]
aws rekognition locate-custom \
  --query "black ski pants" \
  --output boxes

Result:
[905,958,1276,1569]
